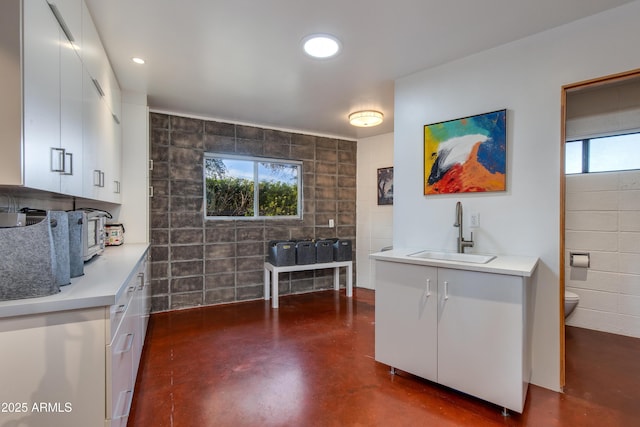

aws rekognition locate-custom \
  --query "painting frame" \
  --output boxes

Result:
[377,167,393,205]
[423,109,507,195]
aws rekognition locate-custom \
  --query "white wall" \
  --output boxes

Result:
[118,92,149,244]
[393,0,640,391]
[566,171,640,337]
[356,132,394,289]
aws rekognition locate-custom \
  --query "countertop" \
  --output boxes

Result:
[0,243,149,319]
[370,248,539,277]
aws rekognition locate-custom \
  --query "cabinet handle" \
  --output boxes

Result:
[149,159,154,171]
[50,147,65,172]
[444,281,449,300]
[127,286,136,294]
[112,113,121,125]
[114,180,121,194]
[91,78,105,97]
[138,273,145,290]
[48,3,75,43]
[115,304,126,314]
[62,152,73,175]
[93,170,101,187]
[100,171,105,187]
[114,390,133,420]
[425,278,431,297]
[149,186,154,198]
[117,333,135,354]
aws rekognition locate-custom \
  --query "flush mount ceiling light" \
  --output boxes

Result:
[302,34,341,58]
[131,57,145,65]
[349,110,384,127]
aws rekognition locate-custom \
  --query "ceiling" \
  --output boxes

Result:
[85,0,634,140]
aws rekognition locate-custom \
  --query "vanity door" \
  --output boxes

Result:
[374,261,438,381]
[437,268,526,412]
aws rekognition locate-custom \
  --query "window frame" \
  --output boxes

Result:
[204,153,303,220]
[565,131,640,175]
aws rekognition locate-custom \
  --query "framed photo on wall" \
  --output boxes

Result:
[423,109,506,195]
[377,167,393,205]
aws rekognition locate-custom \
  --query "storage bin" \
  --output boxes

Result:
[315,239,334,263]
[295,240,316,265]
[50,211,70,286]
[68,211,84,278]
[0,214,58,301]
[268,241,296,266]
[333,239,353,261]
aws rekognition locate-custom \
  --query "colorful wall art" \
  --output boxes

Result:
[423,109,506,195]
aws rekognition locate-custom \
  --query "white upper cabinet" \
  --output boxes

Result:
[0,0,121,203]
[22,0,64,193]
[82,1,121,120]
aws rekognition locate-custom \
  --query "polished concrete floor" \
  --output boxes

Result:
[128,289,640,426]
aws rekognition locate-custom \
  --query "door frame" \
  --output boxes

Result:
[559,67,640,387]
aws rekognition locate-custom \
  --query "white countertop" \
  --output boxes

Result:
[0,243,149,319]
[370,248,539,277]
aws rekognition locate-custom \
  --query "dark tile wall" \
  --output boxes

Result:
[149,113,357,312]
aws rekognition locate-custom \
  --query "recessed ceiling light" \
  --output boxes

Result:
[349,110,384,127]
[131,57,145,65]
[302,34,341,59]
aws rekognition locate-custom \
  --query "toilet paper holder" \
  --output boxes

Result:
[570,252,590,268]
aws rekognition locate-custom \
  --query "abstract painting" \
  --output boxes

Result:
[377,167,393,205]
[424,109,506,195]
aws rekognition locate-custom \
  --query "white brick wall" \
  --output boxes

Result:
[566,170,640,337]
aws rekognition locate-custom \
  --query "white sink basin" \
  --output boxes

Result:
[408,250,496,264]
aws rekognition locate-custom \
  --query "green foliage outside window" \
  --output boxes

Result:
[205,155,301,218]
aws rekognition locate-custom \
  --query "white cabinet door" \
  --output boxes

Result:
[437,268,525,412]
[60,34,84,196]
[375,261,438,381]
[82,67,103,199]
[0,308,106,427]
[107,113,123,203]
[23,0,62,193]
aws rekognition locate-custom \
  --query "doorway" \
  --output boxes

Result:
[560,68,640,386]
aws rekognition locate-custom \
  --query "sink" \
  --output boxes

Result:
[408,250,496,264]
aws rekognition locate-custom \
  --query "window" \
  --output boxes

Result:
[565,132,640,174]
[204,154,302,219]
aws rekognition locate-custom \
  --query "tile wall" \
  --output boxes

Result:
[149,113,357,312]
[565,170,640,337]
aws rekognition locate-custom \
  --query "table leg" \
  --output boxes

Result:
[334,267,340,291]
[272,270,279,309]
[264,267,270,301]
[346,263,353,297]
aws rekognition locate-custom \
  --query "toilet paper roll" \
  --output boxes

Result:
[571,254,590,268]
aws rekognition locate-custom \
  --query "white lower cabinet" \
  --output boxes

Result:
[0,251,149,427]
[105,254,148,427]
[375,263,437,381]
[375,260,532,413]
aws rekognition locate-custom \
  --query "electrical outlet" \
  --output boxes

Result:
[470,213,480,228]
[329,219,335,228]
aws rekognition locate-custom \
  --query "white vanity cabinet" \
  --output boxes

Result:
[373,253,536,414]
[375,262,438,382]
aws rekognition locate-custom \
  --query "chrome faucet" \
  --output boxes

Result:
[454,201,474,253]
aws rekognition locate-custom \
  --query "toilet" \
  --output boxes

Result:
[565,291,579,318]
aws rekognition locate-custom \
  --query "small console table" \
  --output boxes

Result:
[263,261,353,308]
